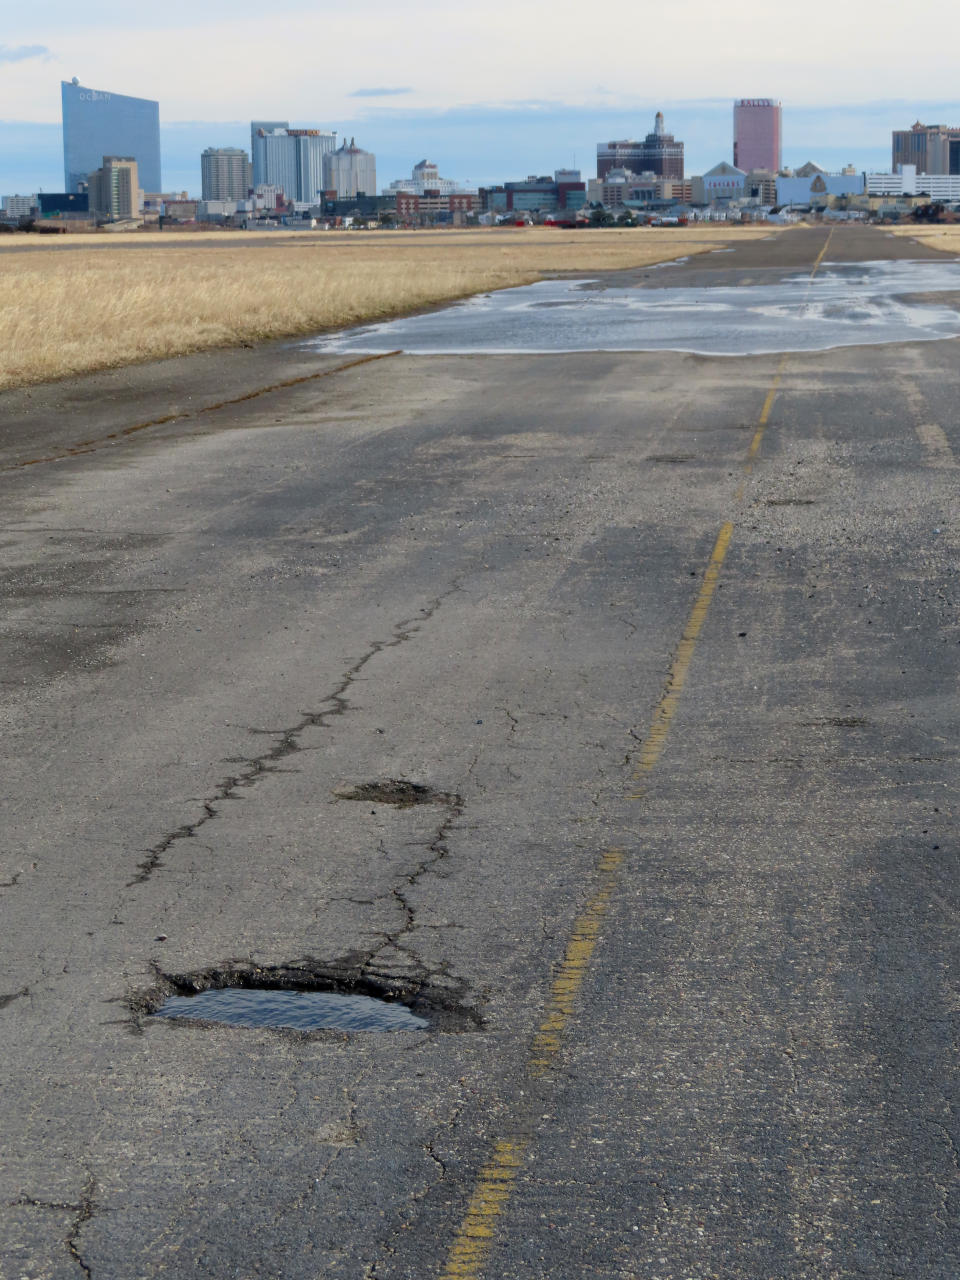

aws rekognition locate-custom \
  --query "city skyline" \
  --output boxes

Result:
[2,0,960,195]
[5,98,960,198]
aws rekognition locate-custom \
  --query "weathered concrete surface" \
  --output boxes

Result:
[1,226,958,1278]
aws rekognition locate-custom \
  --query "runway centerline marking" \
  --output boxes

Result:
[438,235,835,1280]
[628,522,733,797]
[441,850,624,1279]
[899,366,958,469]
[915,422,957,468]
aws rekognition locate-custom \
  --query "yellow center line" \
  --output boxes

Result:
[628,523,733,797]
[528,847,625,1075]
[439,232,830,1280]
[810,225,835,278]
[744,227,831,475]
[442,850,624,1279]
[745,357,788,470]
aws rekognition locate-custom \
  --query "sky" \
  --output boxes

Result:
[2,0,960,195]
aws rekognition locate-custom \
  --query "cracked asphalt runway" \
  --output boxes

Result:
[1,225,958,1278]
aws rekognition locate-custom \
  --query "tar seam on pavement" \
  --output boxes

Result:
[0,350,401,475]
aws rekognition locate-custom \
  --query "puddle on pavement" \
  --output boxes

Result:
[306,260,960,357]
[151,987,429,1032]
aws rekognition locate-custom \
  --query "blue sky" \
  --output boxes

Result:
[1,0,959,195]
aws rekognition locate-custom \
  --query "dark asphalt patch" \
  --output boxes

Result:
[802,716,871,728]
[334,779,462,808]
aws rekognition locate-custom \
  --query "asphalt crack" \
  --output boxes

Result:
[357,785,466,984]
[363,1120,462,1280]
[127,585,460,886]
[67,1176,97,1280]
[14,1173,98,1278]
[929,1117,960,1228]
[0,861,36,891]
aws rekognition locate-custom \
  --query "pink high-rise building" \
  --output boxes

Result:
[733,99,782,173]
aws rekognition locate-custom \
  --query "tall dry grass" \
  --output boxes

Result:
[0,226,777,389]
[890,226,960,253]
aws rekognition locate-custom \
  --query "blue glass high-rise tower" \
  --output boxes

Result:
[61,78,161,193]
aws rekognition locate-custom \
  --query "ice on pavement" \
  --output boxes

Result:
[307,260,960,357]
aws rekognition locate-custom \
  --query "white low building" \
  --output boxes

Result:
[387,159,468,196]
[2,194,36,217]
[865,164,960,200]
[197,199,255,219]
[776,167,865,205]
[691,162,747,203]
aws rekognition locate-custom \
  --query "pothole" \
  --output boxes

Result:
[334,779,462,808]
[151,987,429,1032]
[136,962,481,1034]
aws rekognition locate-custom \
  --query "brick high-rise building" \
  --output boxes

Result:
[597,111,683,181]
[733,99,782,173]
[597,139,645,180]
[892,122,960,175]
[641,111,684,179]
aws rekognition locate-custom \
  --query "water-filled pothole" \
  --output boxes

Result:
[334,779,461,808]
[137,962,482,1033]
[151,987,429,1032]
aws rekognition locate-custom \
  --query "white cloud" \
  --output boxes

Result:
[0,44,50,64]
[2,0,959,122]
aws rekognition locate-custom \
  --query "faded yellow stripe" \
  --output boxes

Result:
[746,359,787,465]
[810,225,834,278]
[440,848,625,1279]
[529,847,625,1075]
[439,264,799,1280]
[442,1139,529,1278]
[745,230,828,472]
[628,522,733,797]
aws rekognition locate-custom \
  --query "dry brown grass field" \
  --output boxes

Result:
[891,226,960,253]
[0,225,780,390]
